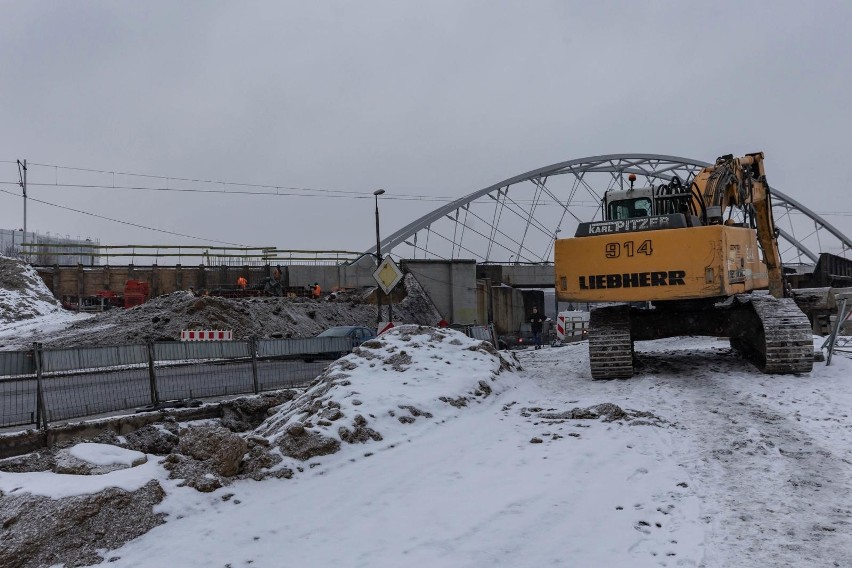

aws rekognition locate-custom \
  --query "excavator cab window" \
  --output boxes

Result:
[607,197,652,220]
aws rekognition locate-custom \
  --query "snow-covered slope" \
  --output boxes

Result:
[0,255,63,324]
[0,255,91,350]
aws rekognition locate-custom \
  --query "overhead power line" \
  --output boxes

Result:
[0,188,248,246]
[0,180,446,202]
[23,160,454,201]
[4,159,602,205]
[0,180,601,207]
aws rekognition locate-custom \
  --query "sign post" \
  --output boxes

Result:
[373,256,403,333]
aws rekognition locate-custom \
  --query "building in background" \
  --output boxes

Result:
[0,228,99,266]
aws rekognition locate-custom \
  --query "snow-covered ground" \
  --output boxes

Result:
[0,309,91,350]
[2,330,850,568]
[0,255,92,350]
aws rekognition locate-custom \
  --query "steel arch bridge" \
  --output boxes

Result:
[371,154,851,265]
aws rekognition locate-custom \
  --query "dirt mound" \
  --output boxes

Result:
[0,255,64,325]
[38,273,443,347]
[247,325,522,477]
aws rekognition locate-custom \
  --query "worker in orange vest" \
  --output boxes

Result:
[311,282,321,298]
[236,276,248,289]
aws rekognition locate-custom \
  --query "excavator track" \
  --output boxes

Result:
[730,295,814,374]
[588,304,634,379]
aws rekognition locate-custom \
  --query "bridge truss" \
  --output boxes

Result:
[372,154,851,266]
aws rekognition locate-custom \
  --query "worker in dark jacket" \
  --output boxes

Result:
[529,306,546,350]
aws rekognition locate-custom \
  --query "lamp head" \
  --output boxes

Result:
[373,189,386,196]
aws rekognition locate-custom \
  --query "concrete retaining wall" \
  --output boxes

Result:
[402,260,479,325]
[35,255,380,299]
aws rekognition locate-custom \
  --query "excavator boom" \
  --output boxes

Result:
[691,152,785,298]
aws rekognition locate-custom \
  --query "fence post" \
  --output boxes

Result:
[825,298,849,366]
[33,342,48,430]
[489,323,498,348]
[250,337,260,394]
[147,341,160,406]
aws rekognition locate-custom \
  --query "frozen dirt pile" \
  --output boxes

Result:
[247,324,522,477]
[34,273,443,348]
[0,255,63,325]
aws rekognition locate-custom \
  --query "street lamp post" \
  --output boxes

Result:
[553,227,561,319]
[373,189,385,326]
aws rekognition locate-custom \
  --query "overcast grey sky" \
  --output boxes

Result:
[1,1,850,255]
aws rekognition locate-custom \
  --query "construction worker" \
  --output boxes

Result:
[236,276,248,289]
[311,282,321,298]
[529,306,546,349]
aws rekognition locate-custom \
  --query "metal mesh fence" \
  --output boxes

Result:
[154,361,255,401]
[0,351,34,376]
[42,345,149,373]
[0,376,37,428]
[41,368,151,423]
[1,337,351,430]
[154,341,252,361]
[256,359,329,391]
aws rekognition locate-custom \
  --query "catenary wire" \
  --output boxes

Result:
[0,188,249,246]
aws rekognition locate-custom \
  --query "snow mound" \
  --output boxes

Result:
[0,255,63,324]
[252,325,522,473]
[69,443,147,468]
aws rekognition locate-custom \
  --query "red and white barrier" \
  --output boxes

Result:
[556,311,589,341]
[378,321,398,335]
[181,330,234,341]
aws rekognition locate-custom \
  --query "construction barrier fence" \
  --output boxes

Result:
[0,336,352,430]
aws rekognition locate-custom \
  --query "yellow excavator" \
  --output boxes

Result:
[554,152,813,378]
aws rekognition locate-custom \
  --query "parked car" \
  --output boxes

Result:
[317,325,377,344]
[303,325,377,362]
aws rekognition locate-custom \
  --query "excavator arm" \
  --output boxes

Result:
[692,152,785,298]
[735,153,785,298]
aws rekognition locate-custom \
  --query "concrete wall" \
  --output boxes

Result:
[476,278,492,326]
[490,285,526,334]
[479,264,554,288]
[502,264,555,288]
[35,255,381,299]
[402,259,479,325]
[489,287,546,334]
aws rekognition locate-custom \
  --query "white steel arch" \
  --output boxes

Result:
[368,154,851,265]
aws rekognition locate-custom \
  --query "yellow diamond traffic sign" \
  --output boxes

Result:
[373,255,403,295]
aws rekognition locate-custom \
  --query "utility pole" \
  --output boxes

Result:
[373,189,385,326]
[17,159,27,259]
[553,227,561,318]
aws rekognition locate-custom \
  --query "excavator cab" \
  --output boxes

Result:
[604,188,654,220]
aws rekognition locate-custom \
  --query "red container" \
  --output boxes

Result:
[124,280,150,308]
